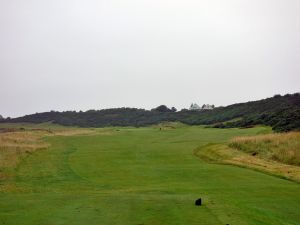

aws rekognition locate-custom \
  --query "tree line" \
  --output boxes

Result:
[1,93,299,132]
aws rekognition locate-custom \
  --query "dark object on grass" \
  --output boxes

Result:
[195,198,202,206]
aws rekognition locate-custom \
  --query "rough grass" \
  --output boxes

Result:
[0,126,96,183]
[0,131,48,172]
[195,132,300,182]
[229,132,300,166]
[195,144,300,182]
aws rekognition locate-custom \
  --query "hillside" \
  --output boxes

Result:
[2,93,300,131]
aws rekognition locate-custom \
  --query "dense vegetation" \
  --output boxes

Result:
[211,93,300,132]
[2,93,300,131]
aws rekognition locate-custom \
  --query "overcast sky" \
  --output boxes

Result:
[1,0,299,118]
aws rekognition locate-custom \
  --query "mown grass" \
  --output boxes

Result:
[0,124,300,225]
[229,132,300,166]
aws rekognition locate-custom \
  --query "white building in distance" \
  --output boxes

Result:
[202,104,215,110]
[189,103,215,111]
[189,103,201,111]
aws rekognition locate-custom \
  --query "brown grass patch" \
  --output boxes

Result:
[229,132,300,166]
[195,140,300,183]
[0,131,49,179]
[0,127,102,183]
[196,132,300,182]
[52,128,97,136]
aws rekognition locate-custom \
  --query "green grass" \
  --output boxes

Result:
[1,125,300,225]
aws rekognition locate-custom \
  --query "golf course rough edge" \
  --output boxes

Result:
[194,143,300,183]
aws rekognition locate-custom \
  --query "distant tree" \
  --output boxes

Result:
[293,93,300,97]
[86,109,96,113]
[180,108,189,112]
[0,115,3,120]
[171,107,177,112]
[153,105,172,113]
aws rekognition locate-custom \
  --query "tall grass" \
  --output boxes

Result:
[0,127,97,179]
[0,131,49,180]
[229,132,300,166]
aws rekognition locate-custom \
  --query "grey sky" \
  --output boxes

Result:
[1,0,299,118]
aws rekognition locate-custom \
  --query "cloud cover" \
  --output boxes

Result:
[1,0,299,117]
